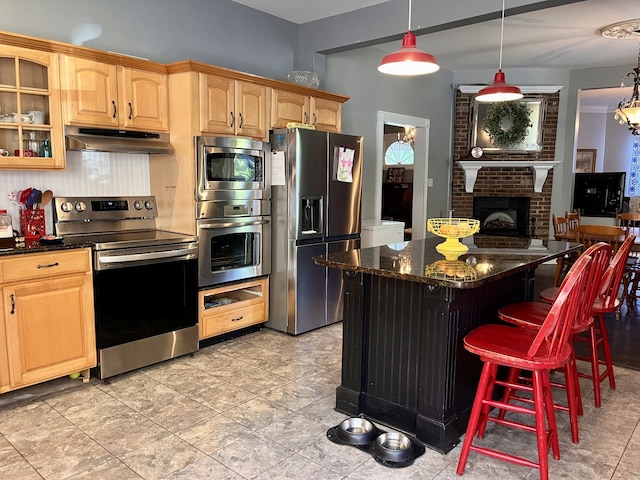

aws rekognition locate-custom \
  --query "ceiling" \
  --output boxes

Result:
[233,0,639,109]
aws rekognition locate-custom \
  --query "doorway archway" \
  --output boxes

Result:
[375,111,430,239]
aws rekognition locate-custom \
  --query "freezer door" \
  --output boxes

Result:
[292,243,327,334]
[327,133,363,237]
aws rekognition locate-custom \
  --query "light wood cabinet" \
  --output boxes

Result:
[0,248,96,393]
[0,45,65,169]
[200,74,268,140]
[199,277,268,340]
[271,89,342,133]
[61,55,169,132]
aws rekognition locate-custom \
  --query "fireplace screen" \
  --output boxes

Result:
[473,197,530,237]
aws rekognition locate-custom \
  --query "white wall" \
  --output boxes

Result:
[577,110,606,170]
[0,153,150,235]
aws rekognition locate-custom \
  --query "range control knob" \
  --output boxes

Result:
[145,200,154,210]
[74,201,86,212]
[133,201,143,210]
[61,201,73,212]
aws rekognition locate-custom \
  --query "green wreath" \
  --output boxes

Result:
[483,102,532,148]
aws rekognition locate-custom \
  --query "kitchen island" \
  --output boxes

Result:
[314,235,581,453]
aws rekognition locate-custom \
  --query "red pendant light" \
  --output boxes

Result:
[475,0,523,102]
[378,0,439,76]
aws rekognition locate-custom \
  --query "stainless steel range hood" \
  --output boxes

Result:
[65,126,173,154]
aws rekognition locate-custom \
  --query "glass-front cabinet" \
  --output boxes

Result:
[0,45,64,169]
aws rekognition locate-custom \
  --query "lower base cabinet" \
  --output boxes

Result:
[199,277,269,340]
[0,249,96,393]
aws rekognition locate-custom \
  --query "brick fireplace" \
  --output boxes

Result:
[452,89,560,239]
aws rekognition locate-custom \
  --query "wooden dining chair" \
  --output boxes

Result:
[565,210,581,232]
[615,211,640,306]
[551,214,581,286]
[574,224,626,253]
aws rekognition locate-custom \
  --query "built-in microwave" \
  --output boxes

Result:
[195,136,271,201]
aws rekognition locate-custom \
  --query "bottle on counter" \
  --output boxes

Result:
[0,209,14,248]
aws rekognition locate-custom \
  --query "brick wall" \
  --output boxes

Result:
[452,90,560,239]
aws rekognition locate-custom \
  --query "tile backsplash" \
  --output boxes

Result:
[0,151,150,235]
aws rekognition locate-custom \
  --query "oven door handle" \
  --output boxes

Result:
[200,219,270,229]
[98,247,198,265]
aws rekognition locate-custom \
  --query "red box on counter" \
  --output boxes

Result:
[19,209,46,245]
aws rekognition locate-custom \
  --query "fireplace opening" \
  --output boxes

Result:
[473,197,531,237]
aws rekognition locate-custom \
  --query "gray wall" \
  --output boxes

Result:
[323,47,454,221]
[1,0,297,79]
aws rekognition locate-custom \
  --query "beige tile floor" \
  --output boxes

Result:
[1,323,640,480]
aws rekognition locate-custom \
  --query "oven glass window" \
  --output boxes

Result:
[210,232,258,271]
[206,153,263,182]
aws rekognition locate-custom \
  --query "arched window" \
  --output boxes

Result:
[384,141,414,166]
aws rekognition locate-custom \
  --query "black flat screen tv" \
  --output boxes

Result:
[572,172,626,217]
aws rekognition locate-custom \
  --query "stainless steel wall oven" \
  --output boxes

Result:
[54,196,199,379]
[196,199,270,287]
[195,136,271,288]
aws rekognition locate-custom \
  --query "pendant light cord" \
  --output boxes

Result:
[408,0,412,31]
[499,0,505,70]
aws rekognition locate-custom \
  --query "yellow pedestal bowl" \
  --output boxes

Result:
[427,218,480,260]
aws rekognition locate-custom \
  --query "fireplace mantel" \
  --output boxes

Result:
[457,160,561,193]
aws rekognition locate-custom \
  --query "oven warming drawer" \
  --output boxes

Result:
[99,325,199,379]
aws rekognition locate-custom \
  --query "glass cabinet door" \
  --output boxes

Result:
[0,46,64,169]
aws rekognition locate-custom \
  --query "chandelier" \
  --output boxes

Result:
[614,44,640,135]
[397,125,416,145]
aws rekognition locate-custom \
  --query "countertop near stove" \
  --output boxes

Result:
[313,235,581,289]
[0,241,93,257]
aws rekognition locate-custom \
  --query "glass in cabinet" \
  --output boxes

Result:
[0,46,64,169]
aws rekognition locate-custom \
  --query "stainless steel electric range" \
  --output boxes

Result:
[53,196,199,379]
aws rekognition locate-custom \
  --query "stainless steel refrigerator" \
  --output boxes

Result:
[268,128,363,335]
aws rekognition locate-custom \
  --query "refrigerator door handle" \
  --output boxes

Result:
[200,219,270,229]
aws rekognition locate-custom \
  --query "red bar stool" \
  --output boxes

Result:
[456,254,591,480]
[538,234,634,407]
[496,243,612,444]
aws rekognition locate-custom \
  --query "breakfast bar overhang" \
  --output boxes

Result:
[314,236,581,454]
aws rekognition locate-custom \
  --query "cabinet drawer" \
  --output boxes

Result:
[200,304,265,339]
[0,249,90,284]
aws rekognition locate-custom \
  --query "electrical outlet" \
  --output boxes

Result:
[427,178,433,187]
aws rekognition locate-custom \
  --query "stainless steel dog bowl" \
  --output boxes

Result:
[373,432,415,463]
[336,417,378,445]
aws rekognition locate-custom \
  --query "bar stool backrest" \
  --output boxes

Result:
[572,243,612,330]
[528,254,592,361]
[598,234,636,309]
[552,214,570,240]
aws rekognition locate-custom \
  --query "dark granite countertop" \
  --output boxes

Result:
[314,235,581,289]
[0,241,93,257]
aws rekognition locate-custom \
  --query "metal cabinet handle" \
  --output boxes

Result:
[238,112,243,128]
[128,102,133,120]
[231,316,244,322]
[230,112,235,128]
[312,113,317,126]
[9,293,14,314]
[304,112,308,124]
[37,262,59,269]
[112,100,117,118]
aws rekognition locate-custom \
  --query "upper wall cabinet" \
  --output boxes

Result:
[0,45,65,169]
[60,56,169,132]
[271,89,342,133]
[200,74,268,140]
